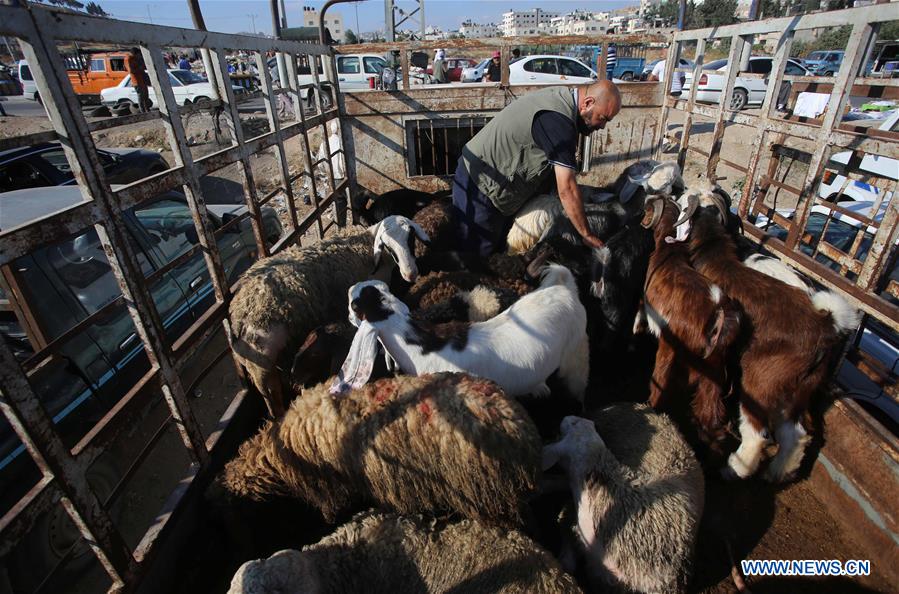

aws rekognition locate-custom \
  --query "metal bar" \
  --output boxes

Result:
[0,476,58,557]
[1,265,49,350]
[500,44,510,87]
[655,40,680,159]
[400,47,410,91]
[677,37,707,171]
[857,179,899,291]
[338,32,670,54]
[298,54,325,240]
[706,33,750,181]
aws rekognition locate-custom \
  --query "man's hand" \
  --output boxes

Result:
[555,165,604,248]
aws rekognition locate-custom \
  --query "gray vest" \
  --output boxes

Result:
[461,86,577,215]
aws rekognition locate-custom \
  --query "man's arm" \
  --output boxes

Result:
[555,165,605,249]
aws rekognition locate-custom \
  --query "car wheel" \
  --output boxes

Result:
[35,92,42,105]
[729,88,748,111]
[620,71,634,81]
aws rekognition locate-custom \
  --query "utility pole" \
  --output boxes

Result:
[146,4,153,24]
[247,13,258,34]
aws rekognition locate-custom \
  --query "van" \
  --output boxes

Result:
[17,59,39,102]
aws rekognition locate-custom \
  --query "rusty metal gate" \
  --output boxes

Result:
[0,2,348,592]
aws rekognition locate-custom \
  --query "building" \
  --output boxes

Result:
[459,20,500,38]
[500,9,560,36]
[302,5,343,39]
[549,10,609,36]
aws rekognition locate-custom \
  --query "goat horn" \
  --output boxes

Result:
[710,193,729,225]
[674,194,699,227]
[526,249,550,279]
[641,197,664,228]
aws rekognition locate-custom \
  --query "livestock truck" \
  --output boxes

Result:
[0,3,897,594]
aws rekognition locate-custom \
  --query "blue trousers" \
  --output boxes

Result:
[451,160,512,256]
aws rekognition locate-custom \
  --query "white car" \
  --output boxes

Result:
[461,58,491,83]
[510,55,598,85]
[818,110,898,203]
[682,56,809,110]
[100,69,245,108]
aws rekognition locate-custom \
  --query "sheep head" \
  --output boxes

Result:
[671,183,731,241]
[369,215,430,283]
[228,549,321,594]
[542,415,606,472]
[347,280,409,327]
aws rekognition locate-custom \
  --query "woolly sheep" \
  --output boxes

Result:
[403,269,530,315]
[222,373,541,523]
[229,216,428,417]
[542,406,704,594]
[227,512,581,594]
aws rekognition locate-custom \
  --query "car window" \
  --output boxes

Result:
[363,57,385,74]
[524,58,558,74]
[826,53,840,62]
[33,149,73,178]
[170,70,205,85]
[749,59,772,74]
[109,57,126,71]
[808,52,826,60]
[133,199,198,264]
[704,59,728,70]
[477,58,490,70]
[559,59,591,78]
[785,61,806,75]
[90,58,106,72]
[0,160,53,192]
[19,63,32,81]
[338,57,361,74]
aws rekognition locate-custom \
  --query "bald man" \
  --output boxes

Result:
[453,80,622,256]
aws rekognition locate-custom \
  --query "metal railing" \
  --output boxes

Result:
[0,3,349,592]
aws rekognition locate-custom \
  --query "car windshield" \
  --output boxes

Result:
[476,58,490,69]
[170,70,206,85]
[808,52,829,60]
[703,59,728,70]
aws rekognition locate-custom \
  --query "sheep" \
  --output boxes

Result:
[340,265,589,403]
[351,188,439,226]
[677,184,861,481]
[229,216,428,417]
[542,407,704,594]
[222,373,541,524]
[403,269,530,315]
[641,198,741,448]
[743,253,814,295]
[227,512,581,594]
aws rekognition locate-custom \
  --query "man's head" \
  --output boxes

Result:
[512,48,521,58]
[492,51,500,63]
[576,80,622,133]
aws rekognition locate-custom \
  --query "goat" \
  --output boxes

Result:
[337,265,589,403]
[677,185,860,481]
[642,198,741,448]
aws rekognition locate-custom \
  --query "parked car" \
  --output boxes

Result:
[461,58,491,83]
[868,41,899,78]
[802,50,844,76]
[818,110,899,203]
[427,57,476,82]
[682,56,810,110]
[510,55,598,85]
[17,59,39,103]
[0,142,169,193]
[608,57,646,81]
[752,201,899,433]
[65,51,130,104]
[0,185,283,515]
[100,69,246,108]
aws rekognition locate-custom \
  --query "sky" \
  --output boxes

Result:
[99,0,635,36]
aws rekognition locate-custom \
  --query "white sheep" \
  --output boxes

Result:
[227,512,581,594]
[542,406,705,594]
[336,264,589,403]
[229,215,428,417]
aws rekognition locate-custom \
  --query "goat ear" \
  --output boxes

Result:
[409,220,431,245]
[541,443,564,471]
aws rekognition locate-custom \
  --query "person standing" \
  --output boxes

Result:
[606,44,617,80]
[452,81,622,255]
[126,48,151,112]
[649,59,684,96]
[178,55,191,70]
[484,51,501,82]
[433,48,447,83]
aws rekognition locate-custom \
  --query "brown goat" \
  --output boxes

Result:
[642,199,740,450]
[681,187,852,482]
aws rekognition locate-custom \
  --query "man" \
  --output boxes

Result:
[433,48,447,84]
[125,48,151,112]
[606,44,617,80]
[178,55,191,70]
[648,59,684,96]
[453,80,622,255]
[484,51,501,82]
[511,48,522,63]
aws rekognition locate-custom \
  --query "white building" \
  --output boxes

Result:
[459,20,500,38]
[302,5,343,39]
[500,9,560,36]
[549,10,609,36]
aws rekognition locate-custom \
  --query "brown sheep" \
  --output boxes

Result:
[222,373,541,523]
[227,512,582,594]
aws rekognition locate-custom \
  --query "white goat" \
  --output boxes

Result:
[337,264,589,401]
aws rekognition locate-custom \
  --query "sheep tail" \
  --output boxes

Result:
[811,289,861,335]
[703,287,741,359]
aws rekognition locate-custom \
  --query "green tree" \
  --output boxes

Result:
[85,1,107,16]
[344,29,358,44]
[690,0,738,28]
[879,20,899,42]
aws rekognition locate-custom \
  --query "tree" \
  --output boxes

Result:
[344,29,358,44]
[85,1,108,16]
[36,0,109,17]
[690,0,738,28]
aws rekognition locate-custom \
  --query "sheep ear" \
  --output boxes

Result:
[371,241,384,274]
[542,443,564,471]
[409,220,431,245]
